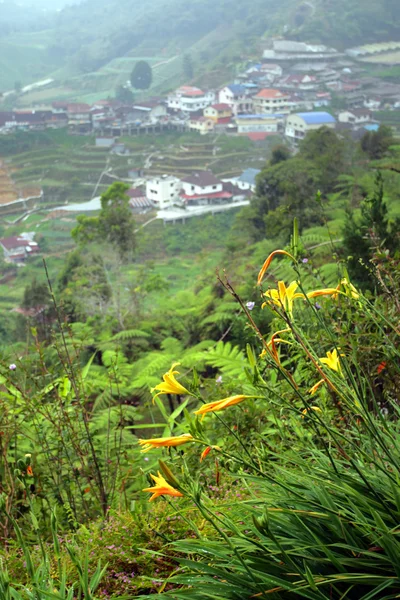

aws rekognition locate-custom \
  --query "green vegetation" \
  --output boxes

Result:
[0,123,400,598]
[131,61,153,91]
[1,0,399,98]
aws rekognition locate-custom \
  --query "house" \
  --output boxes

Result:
[188,116,215,135]
[67,103,91,132]
[180,171,232,205]
[338,108,372,125]
[285,112,336,143]
[167,86,215,113]
[263,40,341,64]
[261,64,283,79]
[277,74,318,91]
[252,89,290,114]
[235,114,282,136]
[204,104,232,122]
[146,175,182,209]
[237,168,261,192]
[126,187,153,213]
[95,137,116,148]
[130,101,167,122]
[219,85,253,115]
[0,234,39,263]
[222,181,253,201]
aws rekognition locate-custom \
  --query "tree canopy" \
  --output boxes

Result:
[130,61,153,90]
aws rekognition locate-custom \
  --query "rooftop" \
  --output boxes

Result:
[295,112,336,125]
[210,103,231,111]
[238,168,261,186]
[254,88,287,99]
[177,86,205,97]
[0,236,38,250]
[182,171,222,187]
[226,84,247,96]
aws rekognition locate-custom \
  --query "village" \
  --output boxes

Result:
[1,37,400,263]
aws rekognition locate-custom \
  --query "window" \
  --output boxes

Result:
[150,189,158,194]
[212,185,217,190]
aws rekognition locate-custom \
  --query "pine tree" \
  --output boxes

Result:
[130,61,153,90]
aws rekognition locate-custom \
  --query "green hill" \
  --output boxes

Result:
[0,0,399,95]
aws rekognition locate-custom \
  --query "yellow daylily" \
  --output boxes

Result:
[306,287,339,299]
[262,281,304,315]
[194,395,254,417]
[143,471,183,502]
[260,328,291,364]
[138,433,194,453]
[151,362,191,402]
[320,349,342,373]
[257,250,295,286]
[301,406,322,418]
[262,281,339,315]
[308,379,325,395]
[339,278,360,300]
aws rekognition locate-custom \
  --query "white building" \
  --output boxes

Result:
[167,86,215,113]
[285,112,336,143]
[252,88,290,114]
[235,114,281,134]
[181,171,223,196]
[146,175,182,209]
[219,85,253,115]
[338,108,372,125]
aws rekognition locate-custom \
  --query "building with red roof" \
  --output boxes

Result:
[167,86,215,113]
[204,103,232,122]
[0,234,39,262]
[252,88,290,114]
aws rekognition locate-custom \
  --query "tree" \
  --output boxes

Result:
[342,172,400,290]
[270,144,291,165]
[72,182,136,262]
[130,61,152,90]
[361,125,394,160]
[299,126,348,194]
[115,84,134,104]
[183,54,194,80]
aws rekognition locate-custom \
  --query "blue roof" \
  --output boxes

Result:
[364,123,379,132]
[236,113,283,120]
[296,112,336,125]
[238,168,261,186]
[227,84,247,95]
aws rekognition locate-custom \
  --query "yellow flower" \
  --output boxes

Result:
[151,362,191,402]
[142,471,183,502]
[262,281,339,315]
[301,406,322,418]
[340,278,360,300]
[320,349,342,373]
[199,445,221,462]
[308,379,325,395]
[257,250,295,285]
[260,328,291,364]
[194,395,254,417]
[262,281,304,315]
[138,433,194,453]
[306,287,339,299]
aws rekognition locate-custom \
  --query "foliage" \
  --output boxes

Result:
[130,61,153,91]
[342,172,400,289]
[72,182,136,262]
[361,125,394,160]
[115,84,134,104]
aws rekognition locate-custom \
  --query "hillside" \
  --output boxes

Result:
[1,0,399,94]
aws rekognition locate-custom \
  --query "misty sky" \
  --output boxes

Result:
[7,0,82,8]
